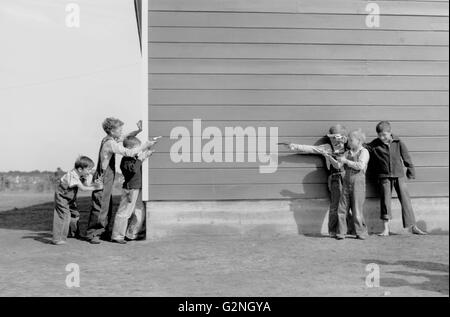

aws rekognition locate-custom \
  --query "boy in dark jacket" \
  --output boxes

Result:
[365,121,427,236]
[111,136,154,244]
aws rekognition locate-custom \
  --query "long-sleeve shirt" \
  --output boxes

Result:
[59,169,83,189]
[341,148,370,173]
[100,138,141,171]
[364,135,415,179]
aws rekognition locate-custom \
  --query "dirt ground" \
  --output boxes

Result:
[0,194,448,297]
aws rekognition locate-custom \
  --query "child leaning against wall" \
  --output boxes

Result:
[284,124,355,238]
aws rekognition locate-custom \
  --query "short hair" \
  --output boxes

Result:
[328,124,348,136]
[376,121,392,134]
[123,136,142,149]
[102,117,124,135]
[349,129,366,144]
[74,156,95,170]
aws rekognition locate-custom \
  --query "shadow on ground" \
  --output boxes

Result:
[362,259,449,296]
[0,196,121,235]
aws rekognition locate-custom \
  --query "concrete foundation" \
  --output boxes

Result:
[146,198,449,239]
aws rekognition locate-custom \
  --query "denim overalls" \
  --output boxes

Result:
[328,160,345,235]
[86,136,116,241]
[328,152,356,236]
[52,174,81,242]
[337,149,368,238]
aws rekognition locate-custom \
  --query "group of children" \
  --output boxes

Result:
[52,118,157,245]
[53,118,427,245]
[287,121,427,240]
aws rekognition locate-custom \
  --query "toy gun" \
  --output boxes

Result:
[149,136,163,147]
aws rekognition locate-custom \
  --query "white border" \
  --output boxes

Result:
[142,0,149,201]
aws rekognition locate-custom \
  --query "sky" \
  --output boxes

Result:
[0,0,144,172]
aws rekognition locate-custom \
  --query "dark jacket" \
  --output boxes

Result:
[120,157,143,190]
[365,136,415,179]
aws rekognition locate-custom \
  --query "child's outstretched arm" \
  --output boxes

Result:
[286,143,332,156]
[109,139,156,158]
[138,150,154,162]
[77,177,103,192]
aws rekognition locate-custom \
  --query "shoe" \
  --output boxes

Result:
[356,235,367,240]
[89,237,101,244]
[135,233,147,241]
[335,235,345,240]
[412,226,428,235]
[112,239,127,245]
[329,233,337,239]
[53,240,66,246]
[378,231,390,237]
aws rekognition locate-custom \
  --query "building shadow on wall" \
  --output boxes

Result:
[362,259,449,296]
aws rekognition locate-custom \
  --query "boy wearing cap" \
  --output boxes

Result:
[285,124,355,238]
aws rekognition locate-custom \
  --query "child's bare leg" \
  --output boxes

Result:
[378,220,390,236]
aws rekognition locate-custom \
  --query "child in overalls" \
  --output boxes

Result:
[86,118,154,244]
[327,129,370,240]
[52,156,101,245]
[286,124,355,238]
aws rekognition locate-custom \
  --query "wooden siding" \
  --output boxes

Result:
[147,0,449,200]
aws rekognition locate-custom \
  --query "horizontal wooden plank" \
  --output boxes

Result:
[148,12,450,31]
[149,75,449,90]
[148,59,450,76]
[149,105,449,121]
[148,153,327,168]
[149,168,329,184]
[149,28,449,46]
[407,152,449,167]
[148,121,449,137]
[148,137,449,153]
[149,0,450,16]
[149,90,449,106]
[147,152,449,169]
[149,43,450,60]
[147,182,449,200]
[148,167,448,184]
[148,183,331,200]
